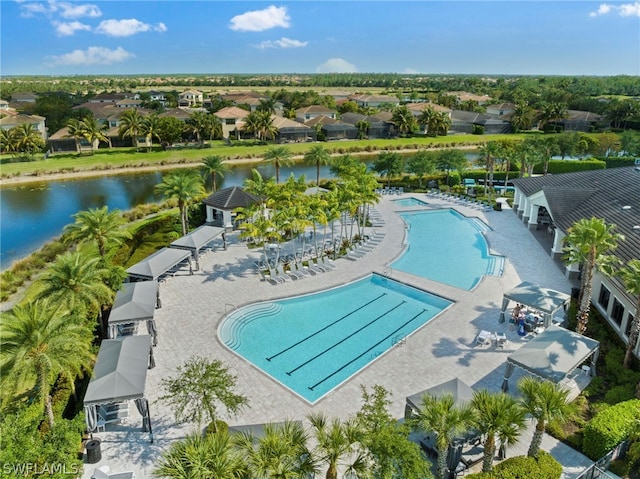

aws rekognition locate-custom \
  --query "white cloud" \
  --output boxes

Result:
[403,68,421,74]
[19,1,101,18]
[53,21,91,36]
[316,58,357,74]
[95,19,167,37]
[255,37,307,49]
[590,2,640,17]
[46,46,134,66]
[230,5,290,32]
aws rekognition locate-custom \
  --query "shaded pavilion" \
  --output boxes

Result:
[203,186,259,228]
[126,247,192,281]
[169,224,226,270]
[499,281,571,327]
[107,281,159,344]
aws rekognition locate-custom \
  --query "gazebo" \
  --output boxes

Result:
[405,377,474,420]
[126,247,192,281]
[499,281,571,327]
[83,335,154,442]
[169,224,226,270]
[107,281,159,344]
[501,325,600,393]
[203,186,259,228]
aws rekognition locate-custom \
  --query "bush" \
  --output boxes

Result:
[583,399,640,459]
[465,451,562,479]
[604,384,638,405]
[205,419,228,436]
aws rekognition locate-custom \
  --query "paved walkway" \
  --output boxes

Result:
[82,194,593,479]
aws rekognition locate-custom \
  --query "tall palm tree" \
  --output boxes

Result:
[188,111,211,144]
[257,97,277,114]
[64,206,131,257]
[563,217,623,335]
[235,420,317,479]
[81,115,110,154]
[12,123,45,159]
[263,146,294,184]
[0,299,94,428]
[413,393,474,479]
[418,106,437,135]
[155,169,205,235]
[478,141,501,201]
[391,105,417,137]
[619,259,640,369]
[118,109,146,151]
[307,413,367,479]
[141,113,163,151]
[154,431,247,479]
[510,102,533,132]
[355,120,370,140]
[431,111,451,137]
[201,155,229,192]
[518,377,571,458]
[471,389,526,473]
[304,145,331,186]
[37,251,114,321]
[65,118,85,153]
[0,127,17,156]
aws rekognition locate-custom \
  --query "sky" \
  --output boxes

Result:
[1,0,639,76]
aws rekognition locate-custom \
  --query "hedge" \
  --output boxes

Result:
[582,399,640,460]
[599,156,639,169]
[533,159,606,175]
[465,451,562,479]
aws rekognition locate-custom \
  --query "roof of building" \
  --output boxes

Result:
[406,102,452,114]
[296,105,335,115]
[349,94,400,104]
[451,110,509,125]
[511,166,640,267]
[214,106,250,119]
[271,116,312,130]
[203,186,259,210]
[339,112,387,125]
[0,113,45,126]
[304,116,338,127]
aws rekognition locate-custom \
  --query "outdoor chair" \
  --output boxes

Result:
[496,332,508,349]
[91,466,135,479]
[475,330,492,346]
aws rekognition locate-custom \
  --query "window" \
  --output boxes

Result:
[598,285,610,310]
[625,313,635,337]
[611,298,624,326]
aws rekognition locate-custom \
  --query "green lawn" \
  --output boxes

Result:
[0,133,535,178]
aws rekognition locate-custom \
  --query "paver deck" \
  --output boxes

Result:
[82,194,593,479]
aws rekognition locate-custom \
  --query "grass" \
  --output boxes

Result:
[0,133,536,178]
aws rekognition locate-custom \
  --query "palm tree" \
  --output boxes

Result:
[510,102,533,132]
[431,111,451,137]
[304,145,331,186]
[478,141,501,201]
[243,110,263,141]
[471,389,526,473]
[563,217,623,335]
[141,113,163,151]
[0,299,94,428]
[257,97,277,114]
[307,413,367,479]
[619,259,640,369]
[263,146,294,184]
[118,109,146,151]
[155,169,205,235]
[65,118,85,153]
[355,120,370,139]
[201,155,229,192]
[418,106,437,135]
[12,123,45,159]
[235,420,317,478]
[413,393,474,479]
[188,111,211,145]
[391,105,417,137]
[36,251,114,320]
[64,206,131,257]
[0,127,17,156]
[81,115,110,154]
[154,431,247,479]
[518,377,571,458]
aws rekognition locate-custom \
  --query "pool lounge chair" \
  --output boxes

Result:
[267,266,288,284]
[320,255,337,270]
[277,263,303,280]
[292,260,312,277]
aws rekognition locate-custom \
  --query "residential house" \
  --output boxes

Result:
[547,110,607,132]
[271,116,315,143]
[305,116,359,141]
[449,91,493,105]
[146,90,168,106]
[0,112,47,141]
[511,167,640,360]
[89,92,139,103]
[295,105,337,122]
[11,92,38,103]
[340,112,395,139]
[116,98,144,109]
[349,94,400,109]
[213,106,249,139]
[450,110,512,134]
[178,90,204,107]
[486,102,516,118]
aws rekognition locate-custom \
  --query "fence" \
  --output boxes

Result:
[575,441,628,479]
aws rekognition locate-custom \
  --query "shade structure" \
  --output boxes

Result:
[84,335,151,407]
[405,377,474,419]
[107,281,159,342]
[499,281,571,326]
[504,325,600,389]
[126,247,192,281]
[169,225,225,270]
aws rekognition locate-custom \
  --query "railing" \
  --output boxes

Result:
[575,441,628,479]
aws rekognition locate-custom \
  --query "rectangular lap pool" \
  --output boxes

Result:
[218,274,452,403]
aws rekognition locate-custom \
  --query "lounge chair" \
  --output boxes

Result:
[305,259,325,274]
[320,255,337,270]
[292,260,311,276]
[311,257,332,272]
[346,246,367,260]
[92,466,135,479]
[277,263,303,280]
[267,266,287,284]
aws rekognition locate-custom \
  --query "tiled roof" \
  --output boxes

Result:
[296,105,335,114]
[203,186,259,210]
[406,102,451,114]
[511,167,640,266]
[271,116,311,130]
[214,106,250,119]
[305,116,338,127]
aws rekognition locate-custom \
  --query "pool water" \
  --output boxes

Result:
[219,274,452,403]
[392,209,504,290]
[393,197,429,207]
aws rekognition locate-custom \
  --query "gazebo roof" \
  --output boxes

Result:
[502,281,571,315]
[507,325,600,382]
[84,335,151,406]
[203,186,259,210]
[126,247,191,280]
[170,225,225,251]
[108,281,158,325]
[406,377,474,414]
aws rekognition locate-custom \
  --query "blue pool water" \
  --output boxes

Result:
[218,274,452,403]
[393,197,429,207]
[392,209,504,290]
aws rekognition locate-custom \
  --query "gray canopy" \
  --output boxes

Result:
[108,281,158,325]
[126,247,192,280]
[504,325,600,388]
[84,335,151,406]
[405,377,474,419]
[170,225,225,270]
[499,281,571,327]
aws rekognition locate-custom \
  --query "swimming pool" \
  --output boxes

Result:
[392,209,504,290]
[393,197,429,207]
[218,274,452,403]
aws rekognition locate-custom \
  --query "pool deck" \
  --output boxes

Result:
[83,194,593,479]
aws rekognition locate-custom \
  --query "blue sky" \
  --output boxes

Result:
[1,1,639,76]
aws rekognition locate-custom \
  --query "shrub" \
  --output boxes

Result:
[583,399,640,459]
[205,419,228,436]
[465,451,562,479]
[604,384,638,405]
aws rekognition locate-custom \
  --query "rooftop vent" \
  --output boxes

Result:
[622,205,631,210]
